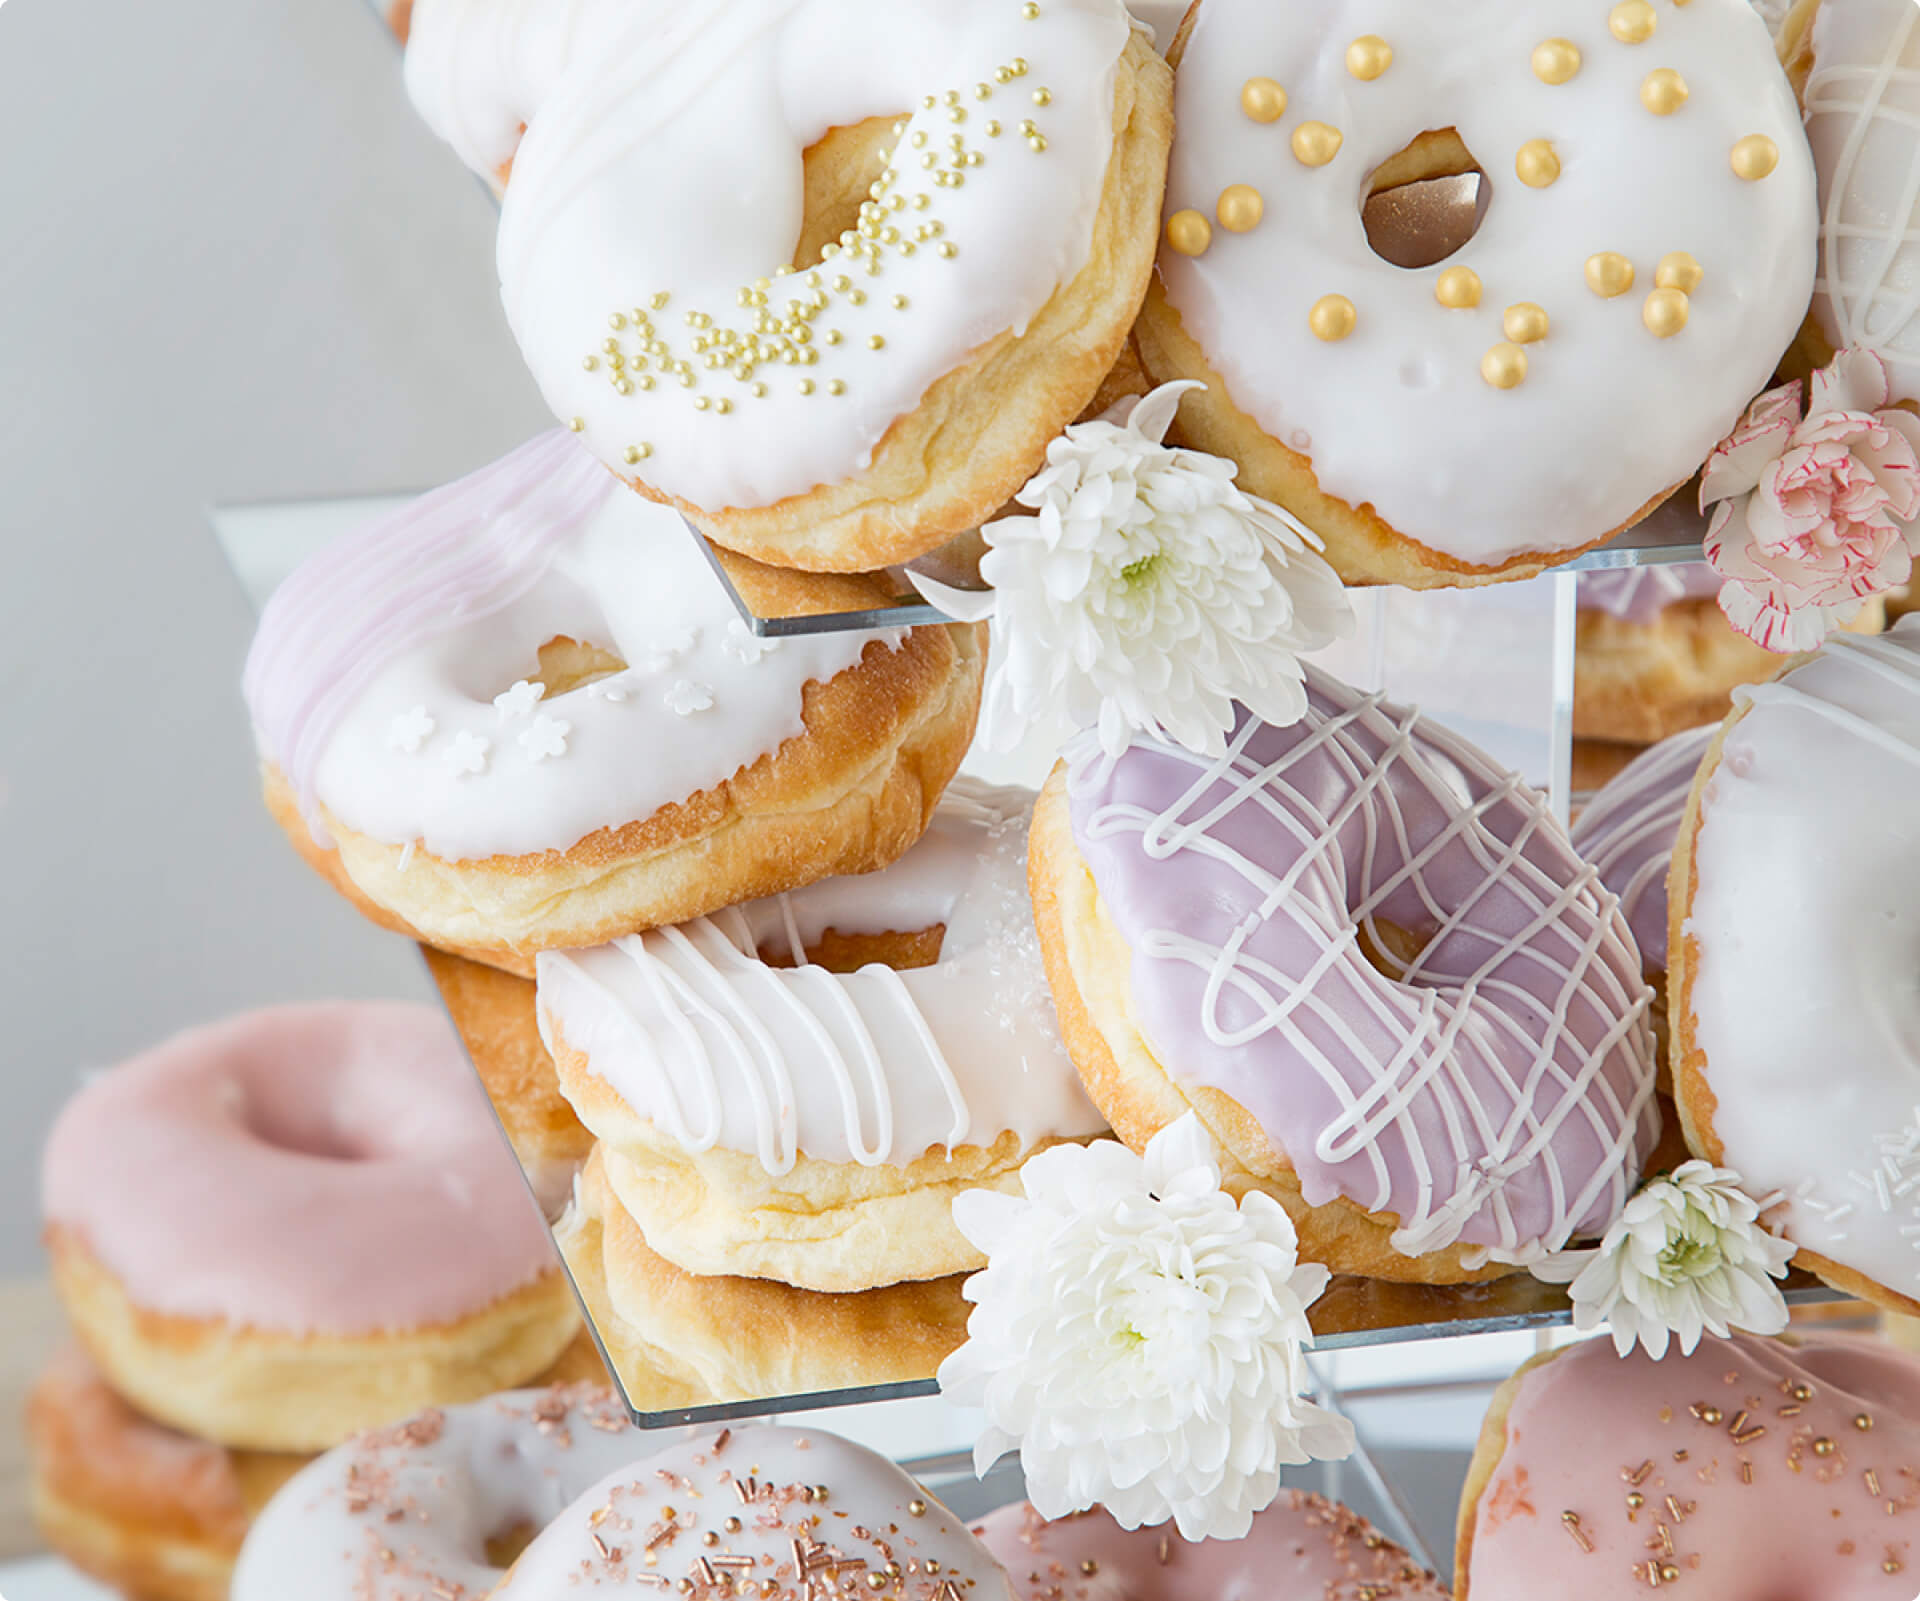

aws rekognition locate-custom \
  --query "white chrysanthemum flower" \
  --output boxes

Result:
[913,382,1353,759]
[1533,1160,1795,1360]
[937,1114,1354,1542]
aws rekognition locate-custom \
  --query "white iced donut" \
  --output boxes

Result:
[230,1387,652,1601]
[1785,0,1920,403]
[1672,616,1920,1316]
[1138,0,1819,587]
[490,0,1173,571]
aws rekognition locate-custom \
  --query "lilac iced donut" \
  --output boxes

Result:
[1028,666,1660,1281]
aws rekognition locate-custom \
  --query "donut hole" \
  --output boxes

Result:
[239,1093,375,1164]
[793,115,903,270]
[1360,127,1489,271]
[1357,917,1438,983]
[531,635,627,697]
[485,1521,539,1569]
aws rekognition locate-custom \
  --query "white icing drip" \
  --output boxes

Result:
[1156,0,1817,563]
[305,484,903,861]
[1686,617,1920,1301]
[535,779,1105,1172]
[1072,677,1656,1264]
[230,1390,653,1601]
[494,0,1131,508]
[1806,0,1920,404]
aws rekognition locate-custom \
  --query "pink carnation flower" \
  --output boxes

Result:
[1699,349,1920,653]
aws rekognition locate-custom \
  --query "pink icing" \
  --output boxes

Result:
[1065,670,1660,1265]
[1577,563,1722,627]
[1465,1331,1920,1597]
[1569,726,1714,975]
[41,1002,557,1336]
[241,428,612,836]
[971,1493,1447,1601]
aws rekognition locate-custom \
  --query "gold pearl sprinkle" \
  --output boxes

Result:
[1609,0,1656,43]
[1033,87,1052,105]
[1346,35,1392,81]
[1166,209,1213,256]
[583,356,599,371]
[798,379,815,396]
[567,417,585,432]
[1482,341,1528,389]
[827,379,846,396]
[622,443,652,464]
[1813,1437,1837,1457]
[1021,1,1039,16]
[1027,134,1048,152]
[1643,286,1689,336]
[1217,183,1264,233]
[1516,139,1560,188]
[1504,302,1550,343]
[1241,76,1287,123]
[1532,38,1582,85]
[1856,1414,1875,1432]
[868,334,886,350]
[609,312,627,330]
[1309,293,1357,341]
[1641,68,1688,115]
[908,1501,927,1518]
[1731,133,1780,180]
[1587,251,1636,298]
[1292,121,1343,167]
[1435,266,1482,309]
[1656,251,1703,292]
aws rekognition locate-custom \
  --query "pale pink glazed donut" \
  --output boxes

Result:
[972,1493,1447,1601]
[1459,1331,1920,1597]
[41,1002,578,1452]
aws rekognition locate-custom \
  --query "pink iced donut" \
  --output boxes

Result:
[1032,667,1661,1280]
[972,1493,1447,1601]
[41,1002,577,1452]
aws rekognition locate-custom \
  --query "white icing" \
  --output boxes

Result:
[308,488,903,862]
[1805,0,1920,405]
[495,1424,1018,1601]
[1684,616,1920,1303]
[494,0,1132,508]
[230,1388,656,1601]
[534,778,1105,1173]
[1158,0,1817,563]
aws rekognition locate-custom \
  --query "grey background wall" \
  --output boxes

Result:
[0,0,550,1274]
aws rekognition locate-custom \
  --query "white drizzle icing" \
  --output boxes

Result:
[1066,671,1659,1264]
[1805,0,1920,404]
[535,779,1105,1173]
[1685,616,1920,1300]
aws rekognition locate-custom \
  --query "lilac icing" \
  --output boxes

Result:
[1578,562,1722,626]
[1065,668,1660,1263]
[1569,725,1714,974]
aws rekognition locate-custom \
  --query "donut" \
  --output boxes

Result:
[1027,667,1661,1282]
[538,777,1106,1292]
[243,430,986,976]
[1136,0,1819,588]
[1671,616,1920,1317]
[420,944,594,1217]
[40,1001,577,1452]
[972,1493,1447,1601]
[493,1422,1017,1600]
[1457,1330,1920,1596]
[557,1146,971,1408]
[1781,0,1920,404]
[229,1383,651,1600]
[480,1,1173,572]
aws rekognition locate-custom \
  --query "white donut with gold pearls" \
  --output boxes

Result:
[1150,0,1817,572]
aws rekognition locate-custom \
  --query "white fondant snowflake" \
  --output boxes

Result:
[664,678,714,716]
[643,627,699,674]
[386,705,435,753]
[518,714,572,762]
[938,1114,1353,1542]
[1533,1161,1795,1360]
[442,730,491,777]
[723,618,780,664]
[493,678,545,722]
[911,382,1354,759]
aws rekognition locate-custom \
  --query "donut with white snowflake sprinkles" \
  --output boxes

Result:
[243,430,987,975]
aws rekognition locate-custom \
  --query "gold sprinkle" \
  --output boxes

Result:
[1292,121,1343,167]
[1532,38,1582,84]
[1561,1511,1594,1553]
[1027,134,1048,152]
[622,443,652,464]
[1435,266,1482,309]
[583,356,599,371]
[1741,1460,1754,1484]
[827,379,845,395]
[1813,1438,1837,1458]
[1165,209,1213,257]
[1627,1492,1645,1512]
[567,417,585,432]
[1516,138,1560,188]
[868,334,886,350]
[907,1501,927,1518]
[1241,76,1287,123]
[1644,287,1689,337]
[1586,251,1636,298]
[1079,1562,1098,1577]
[1310,293,1357,341]
[1609,0,1656,43]
[610,312,627,330]
[1732,1425,1767,1445]
[1216,183,1264,233]
[1793,1385,1815,1403]
[1868,1470,1883,1496]
[1482,341,1528,389]
[1033,87,1052,105]
[1656,252,1703,292]
[1658,1565,1680,1584]
[1690,1404,1723,1425]
[1857,1415,1876,1432]
[1641,68,1689,115]
[1346,35,1392,81]
[797,379,815,396]
[1732,134,1780,180]
[1021,1,1039,16]
[1627,1461,1655,1486]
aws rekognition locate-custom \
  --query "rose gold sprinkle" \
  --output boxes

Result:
[1778,1405,1804,1418]
[1156,1537,1170,1566]
[1741,1460,1754,1484]
[1656,1524,1674,1558]
[1626,1461,1655,1486]
[1869,1470,1883,1496]
[1561,1511,1594,1552]
[1658,1407,1674,1425]
[1733,1426,1768,1446]
[715,1430,732,1454]
[934,1584,963,1601]
[1665,1495,1693,1524]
